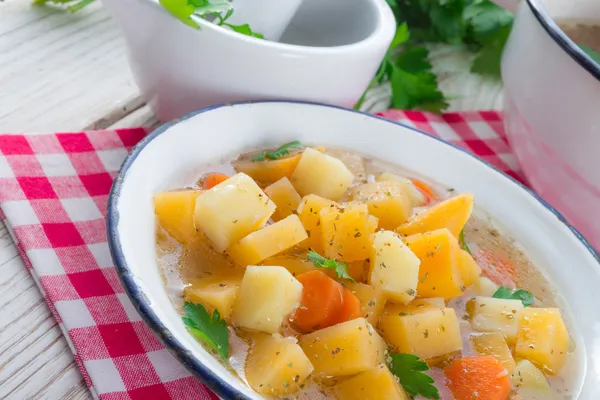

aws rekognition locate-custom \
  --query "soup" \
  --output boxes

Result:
[154,143,578,399]
[558,19,600,55]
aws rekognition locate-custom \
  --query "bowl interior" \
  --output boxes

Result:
[280,0,380,47]
[109,101,600,399]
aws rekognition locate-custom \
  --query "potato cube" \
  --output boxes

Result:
[184,277,241,320]
[369,230,420,304]
[261,255,316,277]
[388,298,445,315]
[378,306,462,359]
[471,297,524,341]
[511,359,551,390]
[515,308,569,374]
[194,173,275,252]
[471,332,516,372]
[227,215,308,265]
[397,193,474,237]
[457,249,481,288]
[264,177,303,221]
[349,181,412,229]
[290,148,354,201]
[232,266,303,333]
[377,172,426,206]
[403,229,464,298]
[296,194,337,253]
[245,333,314,396]
[298,318,386,377]
[473,276,500,297]
[153,189,203,244]
[320,203,372,262]
[347,283,386,326]
[334,365,409,400]
[233,153,302,184]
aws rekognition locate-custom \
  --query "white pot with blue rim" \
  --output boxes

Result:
[494,0,600,249]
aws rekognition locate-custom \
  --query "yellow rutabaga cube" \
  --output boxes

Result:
[320,203,372,262]
[227,215,308,265]
[153,189,203,244]
[290,148,354,201]
[403,229,465,298]
[261,255,316,277]
[471,297,524,342]
[511,359,551,390]
[369,230,421,304]
[471,332,516,372]
[184,277,241,320]
[232,266,303,334]
[457,249,482,288]
[378,305,462,360]
[264,177,303,221]
[349,181,412,230]
[376,172,426,206]
[515,308,569,375]
[233,153,302,185]
[245,333,314,396]
[396,193,474,237]
[194,173,275,252]
[296,194,337,253]
[346,282,386,326]
[334,365,409,400]
[298,318,386,377]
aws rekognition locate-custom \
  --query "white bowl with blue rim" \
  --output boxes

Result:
[107,101,600,399]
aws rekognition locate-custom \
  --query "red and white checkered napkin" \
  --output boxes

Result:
[0,110,523,400]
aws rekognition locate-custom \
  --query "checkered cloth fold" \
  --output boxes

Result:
[0,110,521,399]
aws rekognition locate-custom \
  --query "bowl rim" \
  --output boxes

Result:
[107,100,600,400]
[136,0,396,54]
[526,0,600,81]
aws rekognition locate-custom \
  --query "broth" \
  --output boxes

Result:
[155,146,580,399]
[558,19,600,55]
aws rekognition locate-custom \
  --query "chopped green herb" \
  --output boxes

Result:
[33,0,96,12]
[579,44,600,64]
[459,229,471,255]
[493,287,535,307]
[252,141,304,161]
[182,301,230,360]
[307,250,355,282]
[389,353,439,399]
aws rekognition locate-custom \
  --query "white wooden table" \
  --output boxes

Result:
[0,1,504,398]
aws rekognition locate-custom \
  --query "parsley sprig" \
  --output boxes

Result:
[493,286,535,307]
[389,353,440,400]
[459,229,471,254]
[251,141,304,162]
[307,250,355,282]
[182,302,230,360]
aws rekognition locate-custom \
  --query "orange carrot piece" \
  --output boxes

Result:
[411,178,436,204]
[336,287,363,324]
[475,251,517,287]
[444,356,511,400]
[202,173,230,190]
[292,270,343,333]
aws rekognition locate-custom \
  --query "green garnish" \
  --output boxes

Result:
[182,301,230,360]
[389,353,440,400]
[459,229,471,254]
[33,0,96,12]
[493,287,535,307]
[307,250,355,282]
[252,141,304,162]
[579,44,600,64]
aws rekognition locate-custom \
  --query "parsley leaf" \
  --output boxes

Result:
[493,287,535,307]
[389,353,440,400]
[458,229,471,254]
[251,141,304,161]
[182,302,230,360]
[307,250,355,282]
[33,0,96,12]
[579,44,600,64]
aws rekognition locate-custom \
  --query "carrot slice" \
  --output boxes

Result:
[202,173,230,190]
[336,287,363,324]
[292,270,343,333]
[475,251,517,287]
[444,356,511,400]
[411,178,436,204]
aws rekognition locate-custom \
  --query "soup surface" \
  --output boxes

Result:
[558,19,600,55]
[154,143,578,399]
